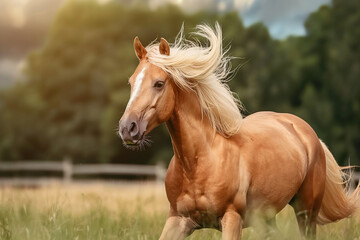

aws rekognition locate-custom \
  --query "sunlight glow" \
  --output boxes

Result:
[4,0,29,28]
[97,0,112,5]
[234,0,255,10]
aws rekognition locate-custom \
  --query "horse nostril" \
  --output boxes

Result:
[129,121,139,137]
[130,122,136,132]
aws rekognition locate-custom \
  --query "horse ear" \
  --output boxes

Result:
[159,38,170,56]
[134,36,147,60]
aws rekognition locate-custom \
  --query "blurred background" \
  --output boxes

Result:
[0,0,359,182]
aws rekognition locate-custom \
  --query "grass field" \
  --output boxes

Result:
[0,182,359,240]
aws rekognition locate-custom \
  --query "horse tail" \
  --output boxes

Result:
[316,140,360,224]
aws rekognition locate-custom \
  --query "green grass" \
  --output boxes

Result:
[0,183,359,240]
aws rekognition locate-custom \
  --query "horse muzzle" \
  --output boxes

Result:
[118,113,146,145]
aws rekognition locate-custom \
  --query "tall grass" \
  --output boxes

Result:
[0,182,358,239]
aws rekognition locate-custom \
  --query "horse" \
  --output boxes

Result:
[118,23,360,239]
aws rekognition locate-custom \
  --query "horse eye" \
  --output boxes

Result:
[154,81,165,89]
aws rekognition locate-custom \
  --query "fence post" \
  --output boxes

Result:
[63,157,72,183]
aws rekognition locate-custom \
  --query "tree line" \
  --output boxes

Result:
[0,0,358,166]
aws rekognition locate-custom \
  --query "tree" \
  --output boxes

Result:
[0,0,358,166]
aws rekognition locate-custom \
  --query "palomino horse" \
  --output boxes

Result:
[119,23,359,239]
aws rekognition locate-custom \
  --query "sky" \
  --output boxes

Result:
[0,0,63,88]
[237,0,330,38]
[148,0,331,38]
[0,0,331,88]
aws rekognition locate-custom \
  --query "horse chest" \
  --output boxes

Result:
[175,190,221,228]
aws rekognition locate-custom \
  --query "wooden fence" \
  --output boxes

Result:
[0,159,167,186]
[0,160,359,188]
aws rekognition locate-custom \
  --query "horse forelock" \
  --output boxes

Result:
[144,23,244,136]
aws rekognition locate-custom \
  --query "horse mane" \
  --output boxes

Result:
[145,23,243,137]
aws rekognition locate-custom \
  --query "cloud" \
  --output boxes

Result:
[148,0,255,13]
[148,0,180,9]
[181,0,217,12]
[241,0,330,38]
[146,0,330,38]
[178,0,255,13]
[234,0,255,11]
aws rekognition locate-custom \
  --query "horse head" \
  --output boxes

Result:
[118,37,175,149]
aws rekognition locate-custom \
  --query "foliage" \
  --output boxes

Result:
[0,0,358,166]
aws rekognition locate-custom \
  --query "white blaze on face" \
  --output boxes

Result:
[126,66,147,110]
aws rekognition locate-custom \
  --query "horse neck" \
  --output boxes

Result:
[166,87,215,174]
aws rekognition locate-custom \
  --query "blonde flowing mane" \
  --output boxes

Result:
[146,23,243,137]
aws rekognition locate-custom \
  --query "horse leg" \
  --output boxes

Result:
[159,216,196,240]
[221,211,243,240]
[291,158,325,239]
